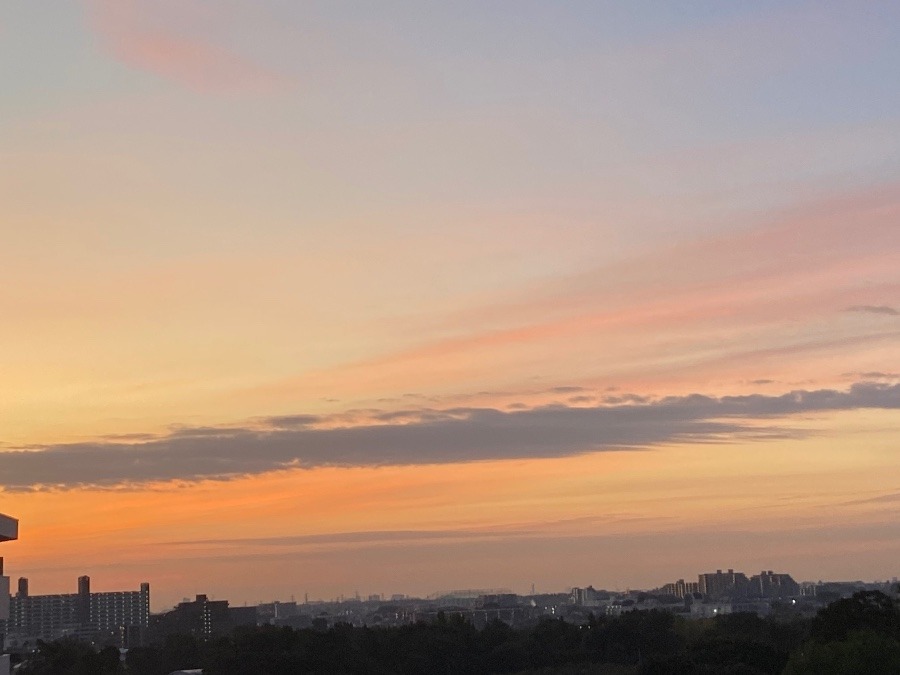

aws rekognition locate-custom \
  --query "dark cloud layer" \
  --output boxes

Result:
[1,382,898,492]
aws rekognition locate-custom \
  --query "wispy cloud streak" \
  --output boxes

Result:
[1,382,897,492]
[845,305,900,316]
[84,0,284,92]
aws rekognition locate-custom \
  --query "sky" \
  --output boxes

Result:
[1,1,899,610]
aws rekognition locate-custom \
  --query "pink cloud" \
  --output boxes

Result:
[244,184,900,402]
[84,0,285,93]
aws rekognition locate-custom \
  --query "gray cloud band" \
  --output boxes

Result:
[1,382,897,491]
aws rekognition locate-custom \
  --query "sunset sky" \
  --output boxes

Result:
[2,1,899,610]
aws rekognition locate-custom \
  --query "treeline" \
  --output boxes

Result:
[17,590,900,674]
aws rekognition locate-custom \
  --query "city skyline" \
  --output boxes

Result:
[2,2,899,609]
[5,555,897,613]
[5,564,894,614]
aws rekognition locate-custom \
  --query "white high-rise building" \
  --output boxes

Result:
[0,513,19,675]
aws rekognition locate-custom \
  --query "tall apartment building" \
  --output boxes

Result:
[660,578,700,598]
[151,594,256,639]
[570,586,602,607]
[749,571,800,599]
[7,576,150,646]
[698,569,750,599]
[696,568,799,600]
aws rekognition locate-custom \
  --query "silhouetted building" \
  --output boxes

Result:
[800,582,817,597]
[0,564,8,675]
[661,579,700,599]
[1,514,20,675]
[749,571,800,598]
[0,558,8,626]
[476,594,518,609]
[229,606,258,628]
[153,594,240,639]
[698,569,750,599]
[7,577,150,645]
[16,578,28,598]
[258,601,298,623]
[570,586,602,607]
[77,575,91,625]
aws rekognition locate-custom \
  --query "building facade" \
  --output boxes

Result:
[6,576,149,647]
[698,569,750,599]
[660,578,700,599]
[0,513,19,675]
[152,594,256,639]
[749,570,800,599]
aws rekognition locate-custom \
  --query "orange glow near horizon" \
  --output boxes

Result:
[4,410,899,608]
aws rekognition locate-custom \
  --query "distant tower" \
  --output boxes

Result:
[77,575,92,626]
[140,582,151,625]
[16,577,28,597]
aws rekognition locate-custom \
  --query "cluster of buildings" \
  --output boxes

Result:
[1,580,268,651]
[4,576,150,649]
[569,567,803,616]
[564,567,893,621]
[1,508,897,665]
[1,565,895,652]
[659,568,800,601]
[228,591,543,632]
[151,594,256,638]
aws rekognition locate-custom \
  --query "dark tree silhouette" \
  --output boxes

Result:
[14,593,900,675]
[810,590,899,642]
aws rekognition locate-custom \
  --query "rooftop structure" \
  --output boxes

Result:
[0,514,16,543]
